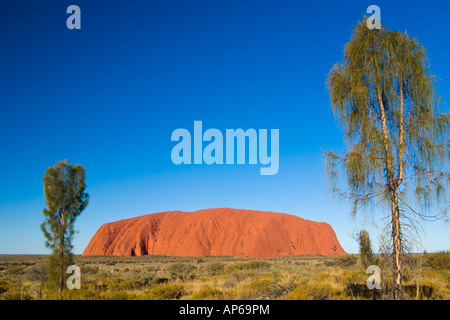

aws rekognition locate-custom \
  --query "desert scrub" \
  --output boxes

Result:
[341,270,379,299]
[203,262,225,276]
[323,259,336,267]
[335,254,358,268]
[0,279,9,294]
[6,266,27,276]
[102,291,137,300]
[423,251,450,270]
[239,278,283,299]
[1,291,33,300]
[190,285,225,300]
[283,283,339,300]
[167,262,196,280]
[142,283,185,300]
[227,268,263,284]
[43,287,101,300]
[81,265,100,275]
[225,260,272,272]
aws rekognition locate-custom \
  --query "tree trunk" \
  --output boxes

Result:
[391,85,405,300]
[377,88,403,299]
[59,210,65,292]
[390,189,402,299]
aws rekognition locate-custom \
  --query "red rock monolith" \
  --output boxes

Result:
[82,208,345,257]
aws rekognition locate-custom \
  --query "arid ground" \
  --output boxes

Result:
[0,252,448,300]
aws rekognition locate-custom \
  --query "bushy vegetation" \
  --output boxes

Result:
[335,254,358,267]
[0,252,448,300]
[423,251,450,270]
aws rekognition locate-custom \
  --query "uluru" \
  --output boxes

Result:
[82,208,345,257]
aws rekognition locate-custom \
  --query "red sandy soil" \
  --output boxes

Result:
[82,208,345,257]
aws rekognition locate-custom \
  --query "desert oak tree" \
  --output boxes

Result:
[326,21,450,299]
[41,160,89,291]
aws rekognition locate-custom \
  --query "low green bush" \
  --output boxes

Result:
[225,260,272,272]
[204,262,225,276]
[335,254,358,267]
[284,283,339,300]
[6,266,27,275]
[167,262,196,280]
[143,283,185,300]
[424,251,450,270]
[191,286,224,299]
[242,279,280,299]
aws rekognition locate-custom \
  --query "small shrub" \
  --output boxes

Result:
[358,230,374,268]
[82,265,100,275]
[6,266,26,275]
[0,280,10,294]
[191,286,224,299]
[1,291,33,300]
[60,288,101,300]
[204,262,225,276]
[24,263,48,282]
[144,284,185,300]
[401,265,414,283]
[145,266,157,272]
[284,285,310,300]
[242,279,282,299]
[167,262,196,280]
[440,269,450,283]
[416,281,438,299]
[225,260,271,272]
[222,278,238,288]
[342,270,366,287]
[336,254,358,267]
[424,251,450,270]
[152,276,169,284]
[323,259,335,267]
[285,283,338,300]
[342,270,373,298]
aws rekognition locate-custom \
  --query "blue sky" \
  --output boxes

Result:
[0,0,449,254]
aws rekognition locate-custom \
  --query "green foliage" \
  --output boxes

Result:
[6,266,26,275]
[326,19,450,220]
[1,254,448,300]
[358,230,374,268]
[1,291,33,300]
[335,254,358,267]
[203,262,225,276]
[143,284,185,300]
[0,280,10,294]
[41,160,89,291]
[81,265,100,275]
[166,262,196,280]
[285,283,339,300]
[326,21,450,213]
[225,260,272,272]
[46,252,74,290]
[191,286,224,299]
[242,278,283,299]
[43,287,101,300]
[326,19,450,299]
[424,251,450,270]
